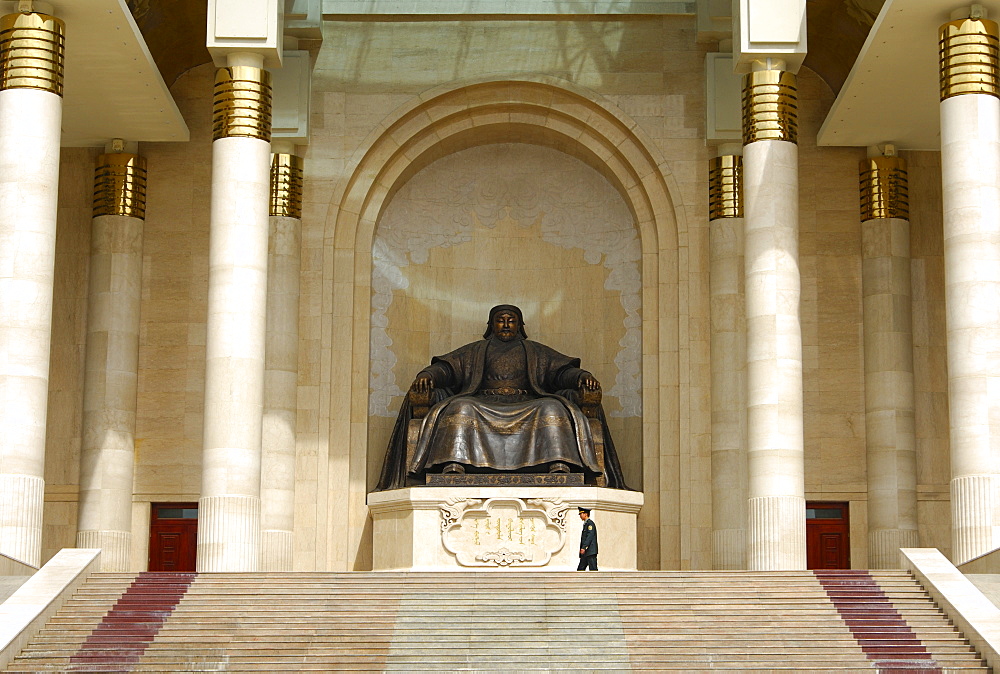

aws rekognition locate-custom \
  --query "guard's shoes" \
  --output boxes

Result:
[549,462,570,474]
[442,462,466,474]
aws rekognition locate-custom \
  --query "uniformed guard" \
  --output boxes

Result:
[577,507,598,570]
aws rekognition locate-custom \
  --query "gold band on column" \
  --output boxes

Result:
[270,154,303,218]
[93,154,148,219]
[708,155,743,220]
[940,18,1000,100]
[859,156,908,222]
[0,12,65,95]
[213,66,272,142]
[742,70,797,145]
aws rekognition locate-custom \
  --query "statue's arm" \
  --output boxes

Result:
[411,361,453,393]
[530,342,601,393]
[551,364,600,392]
[547,357,601,417]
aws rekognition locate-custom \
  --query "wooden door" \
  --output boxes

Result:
[806,501,850,569]
[148,502,198,572]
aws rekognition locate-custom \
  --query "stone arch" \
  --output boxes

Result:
[323,76,682,570]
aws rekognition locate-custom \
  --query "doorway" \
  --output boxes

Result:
[148,502,198,572]
[806,501,850,569]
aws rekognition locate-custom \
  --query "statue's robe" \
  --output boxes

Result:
[376,337,629,490]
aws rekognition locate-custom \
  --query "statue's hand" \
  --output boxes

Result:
[411,373,434,394]
[578,374,601,392]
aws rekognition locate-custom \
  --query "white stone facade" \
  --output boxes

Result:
[0,3,988,574]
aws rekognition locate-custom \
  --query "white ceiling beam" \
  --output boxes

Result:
[0,0,189,147]
[818,0,1000,149]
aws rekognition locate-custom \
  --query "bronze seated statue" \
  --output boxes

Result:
[376,304,628,490]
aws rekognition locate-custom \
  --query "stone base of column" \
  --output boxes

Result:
[0,473,44,566]
[952,474,1000,565]
[76,529,131,572]
[261,529,292,571]
[749,495,806,570]
[713,528,747,570]
[868,528,919,569]
[197,495,261,572]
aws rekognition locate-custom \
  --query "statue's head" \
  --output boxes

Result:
[483,304,528,341]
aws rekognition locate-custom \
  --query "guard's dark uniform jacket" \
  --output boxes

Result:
[578,518,598,570]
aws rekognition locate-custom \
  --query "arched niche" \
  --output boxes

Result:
[323,76,683,570]
[368,142,644,488]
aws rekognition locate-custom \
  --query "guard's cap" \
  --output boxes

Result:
[578,507,591,514]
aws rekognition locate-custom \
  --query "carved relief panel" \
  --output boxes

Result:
[440,497,571,567]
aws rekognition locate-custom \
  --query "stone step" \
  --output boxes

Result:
[153,587,921,593]
[8,662,981,669]
[9,654,982,666]
[7,660,986,674]
[165,587,898,593]
[10,651,986,661]
[130,589,933,596]
[6,570,989,673]
[17,642,959,655]
[28,627,967,640]
[38,616,955,629]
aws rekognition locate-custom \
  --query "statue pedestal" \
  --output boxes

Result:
[367,487,644,571]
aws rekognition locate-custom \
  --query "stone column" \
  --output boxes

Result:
[939,13,1000,564]
[709,151,748,570]
[76,149,147,572]
[0,9,64,567]
[261,152,302,571]
[198,54,272,572]
[742,64,806,570]
[860,153,919,569]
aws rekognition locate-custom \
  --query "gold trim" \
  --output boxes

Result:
[270,153,303,218]
[0,12,65,95]
[213,66,271,141]
[859,156,908,222]
[708,155,743,219]
[940,18,1000,100]
[742,70,797,144]
[93,153,148,219]
[479,388,530,396]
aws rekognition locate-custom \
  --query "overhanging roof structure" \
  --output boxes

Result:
[6,0,191,147]
[818,0,1000,150]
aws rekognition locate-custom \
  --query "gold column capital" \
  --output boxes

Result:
[0,11,65,95]
[940,17,1000,100]
[93,153,148,219]
[742,70,797,145]
[270,153,303,218]
[859,156,908,222]
[709,155,743,220]
[213,66,272,142]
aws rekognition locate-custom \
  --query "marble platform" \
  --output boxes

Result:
[367,487,644,571]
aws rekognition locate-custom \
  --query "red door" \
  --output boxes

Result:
[148,502,198,572]
[806,501,850,569]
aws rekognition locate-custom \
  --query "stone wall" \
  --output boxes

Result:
[41,147,97,564]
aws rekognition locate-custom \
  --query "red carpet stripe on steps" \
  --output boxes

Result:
[815,569,941,673]
[68,572,195,671]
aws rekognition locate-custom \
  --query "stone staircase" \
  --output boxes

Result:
[4,570,991,672]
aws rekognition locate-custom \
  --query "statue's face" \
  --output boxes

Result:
[492,311,520,341]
